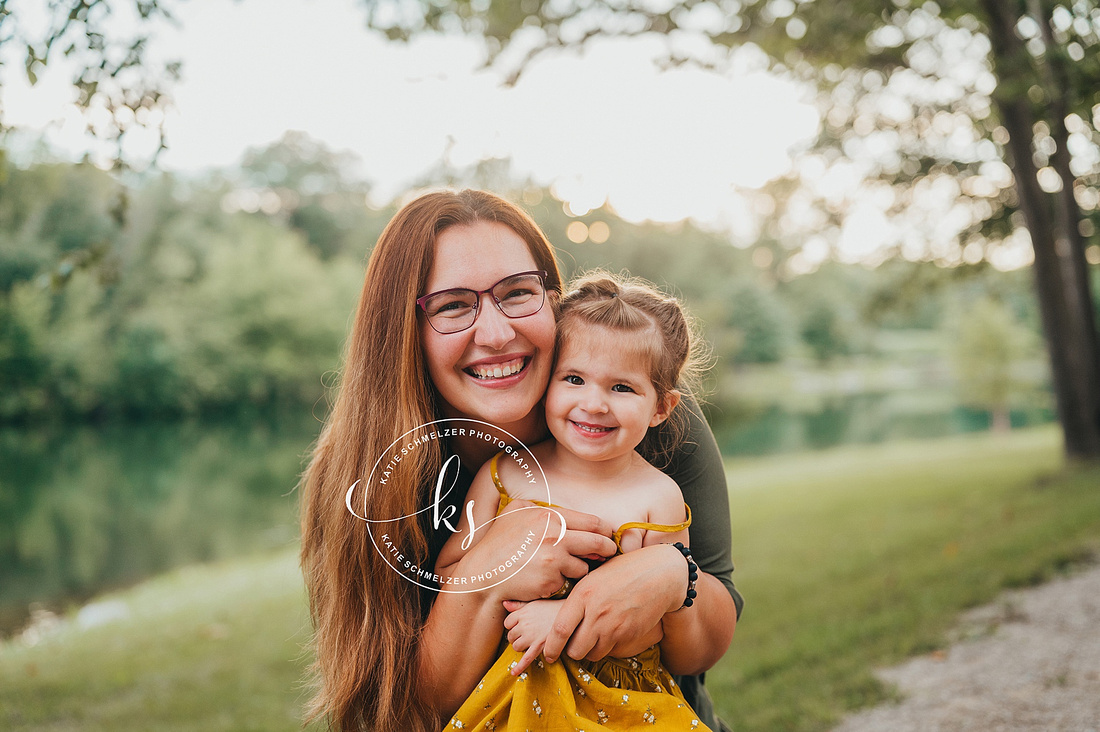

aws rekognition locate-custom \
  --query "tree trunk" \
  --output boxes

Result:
[1029,0,1100,439]
[980,0,1100,460]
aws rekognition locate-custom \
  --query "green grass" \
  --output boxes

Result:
[707,426,1100,731]
[0,549,321,732]
[2,426,1099,731]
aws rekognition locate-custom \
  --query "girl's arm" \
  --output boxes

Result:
[434,464,500,578]
[539,544,735,675]
[501,597,563,674]
[501,478,689,676]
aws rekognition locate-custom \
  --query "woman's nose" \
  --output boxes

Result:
[471,293,516,350]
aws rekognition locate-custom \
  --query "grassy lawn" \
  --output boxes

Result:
[0,550,321,732]
[2,426,1099,731]
[708,425,1100,731]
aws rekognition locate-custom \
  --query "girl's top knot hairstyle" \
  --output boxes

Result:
[556,270,708,464]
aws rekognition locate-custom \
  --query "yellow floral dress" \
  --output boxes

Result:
[444,453,711,731]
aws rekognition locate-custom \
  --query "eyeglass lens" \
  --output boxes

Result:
[422,273,546,334]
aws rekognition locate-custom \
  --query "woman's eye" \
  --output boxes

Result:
[425,293,475,318]
[564,375,583,385]
[501,287,534,302]
[611,384,634,393]
[435,301,468,314]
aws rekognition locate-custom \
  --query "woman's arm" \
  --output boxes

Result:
[662,395,743,616]
[655,547,737,674]
[418,571,510,717]
[434,464,504,580]
[656,395,741,673]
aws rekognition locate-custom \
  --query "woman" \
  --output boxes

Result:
[300,189,741,732]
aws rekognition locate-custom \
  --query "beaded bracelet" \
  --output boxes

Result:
[671,541,699,609]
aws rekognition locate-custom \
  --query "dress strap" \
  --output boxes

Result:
[612,504,692,553]
[489,451,513,510]
[490,450,556,514]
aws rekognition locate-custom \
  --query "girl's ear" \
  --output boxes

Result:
[650,390,682,427]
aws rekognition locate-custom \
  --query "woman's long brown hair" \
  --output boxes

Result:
[300,190,562,731]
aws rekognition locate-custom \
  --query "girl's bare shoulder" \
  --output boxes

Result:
[629,455,687,524]
[492,443,550,500]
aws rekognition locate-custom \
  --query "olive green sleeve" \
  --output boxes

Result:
[659,395,744,619]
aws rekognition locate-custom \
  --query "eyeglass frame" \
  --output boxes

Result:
[416,270,551,335]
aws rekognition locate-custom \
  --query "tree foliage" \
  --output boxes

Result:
[237,132,387,259]
[0,151,365,420]
[0,0,181,167]
[0,136,1049,429]
[358,0,1100,458]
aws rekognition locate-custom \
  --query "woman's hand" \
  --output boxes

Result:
[538,543,736,675]
[482,499,618,604]
[537,543,682,663]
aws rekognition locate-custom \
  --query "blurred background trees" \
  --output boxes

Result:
[0,138,1052,440]
[0,142,366,419]
[2,8,1098,732]
[356,0,1100,457]
[951,295,1038,431]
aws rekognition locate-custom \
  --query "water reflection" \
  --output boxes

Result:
[0,414,319,636]
[711,393,1054,456]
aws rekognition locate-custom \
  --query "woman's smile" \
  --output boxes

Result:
[463,355,529,382]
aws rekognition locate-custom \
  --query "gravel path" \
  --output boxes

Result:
[833,565,1100,732]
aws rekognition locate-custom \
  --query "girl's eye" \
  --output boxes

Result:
[611,384,635,393]
[564,375,583,385]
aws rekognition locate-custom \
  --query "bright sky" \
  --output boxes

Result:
[2,0,820,229]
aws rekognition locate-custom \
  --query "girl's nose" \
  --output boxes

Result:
[580,388,608,414]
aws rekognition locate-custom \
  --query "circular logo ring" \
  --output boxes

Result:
[346,418,562,594]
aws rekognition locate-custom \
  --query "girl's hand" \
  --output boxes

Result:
[501,599,562,675]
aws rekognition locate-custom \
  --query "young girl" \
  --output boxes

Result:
[436,272,712,731]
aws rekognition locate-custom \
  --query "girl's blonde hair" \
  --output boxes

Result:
[299,190,562,731]
[556,270,706,465]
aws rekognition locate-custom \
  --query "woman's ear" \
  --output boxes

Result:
[650,390,682,427]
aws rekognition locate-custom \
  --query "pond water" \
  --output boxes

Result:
[0,414,315,637]
[709,393,1054,456]
[0,396,1054,636]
